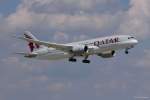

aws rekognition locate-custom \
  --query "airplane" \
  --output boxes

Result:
[16,31,138,63]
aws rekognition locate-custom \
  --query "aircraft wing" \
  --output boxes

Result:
[19,37,73,52]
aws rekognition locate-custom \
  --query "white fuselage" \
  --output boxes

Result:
[31,35,138,60]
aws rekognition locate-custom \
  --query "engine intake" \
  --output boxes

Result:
[98,51,115,58]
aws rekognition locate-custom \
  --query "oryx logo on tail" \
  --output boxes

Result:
[24,31,40,52]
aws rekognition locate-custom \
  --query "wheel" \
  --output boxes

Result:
[69,58,77,62]
[125,50,129,54]
[82,60,91,64]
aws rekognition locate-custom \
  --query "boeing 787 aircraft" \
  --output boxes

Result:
[16,31,138,63]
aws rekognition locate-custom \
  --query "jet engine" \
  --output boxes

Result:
[98,51,115,58]
[71,45,88,54]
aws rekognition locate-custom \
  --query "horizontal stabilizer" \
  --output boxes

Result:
[15,52,37,58]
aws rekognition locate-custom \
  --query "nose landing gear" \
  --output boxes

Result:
[125,49,129,54]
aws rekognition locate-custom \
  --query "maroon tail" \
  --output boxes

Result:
[24,31,40,52]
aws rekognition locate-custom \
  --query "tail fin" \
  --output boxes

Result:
[23,31,40,52]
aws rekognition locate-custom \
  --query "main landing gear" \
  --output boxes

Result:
[82,55,90,64]
[68,56,91,64]
[69,58,77,62]
[82,59,90,63]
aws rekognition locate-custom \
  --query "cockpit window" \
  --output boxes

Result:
[128,37,134,39]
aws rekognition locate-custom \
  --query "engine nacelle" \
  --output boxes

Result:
[98,51,115,58]
[72,45,85,53]
[71,45,88,54]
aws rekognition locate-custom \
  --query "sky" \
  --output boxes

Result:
[0,0,150,100]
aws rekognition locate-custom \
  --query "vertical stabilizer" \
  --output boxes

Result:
[24,31,40,52]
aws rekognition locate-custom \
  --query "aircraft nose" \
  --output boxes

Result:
[132,39,138,45]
